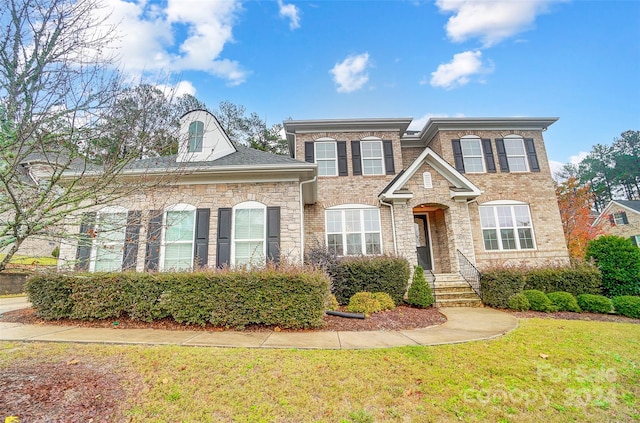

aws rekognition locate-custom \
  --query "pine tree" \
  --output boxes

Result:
[407,266,435,308]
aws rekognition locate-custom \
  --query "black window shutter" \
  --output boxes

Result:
[266,207,281,264]
[304,142,314,163]
[351,141,362,175]
[123,210,141,271]
[631,236,638,247]
[216,208,232,268]
[337,141,348,176]
[144,210,163,271]
[194,208,210,268]
[621,211,629,224]
[495,139,510,172]
[482,139,496,173]
[75,212,96,271]
[524,138,540,172]
[383,140,395,175]
[609,214,615,225]
[451,139,465,173]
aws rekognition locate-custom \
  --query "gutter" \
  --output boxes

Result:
[379,199,398,256]
[299,176,317,263]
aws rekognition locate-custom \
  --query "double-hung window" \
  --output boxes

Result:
[189,121,204,153]
[326,206,382,255]
[503,136,528,172]
[613,211,628,225]
[315,141,337,176]
[460,136,484,173]
[233,201,266,266]
[479,202,535,251]
[361,140,384,175]
[162,205,196,271]
[91,207,127,272]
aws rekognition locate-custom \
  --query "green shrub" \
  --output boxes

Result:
[25,267,330,329]
[327,255,410,305]
[346,292,394,315]
[508,293,530,311]
[406,266,434,308]
[51,246,60,258]
[547,291,581,312]
[586,236,640,297]
[524,265,602,296]
[577,294,613,314]
[326,294,340,311]
[612,296,640,319]
[522,290,552,312]
[480,269,526,308]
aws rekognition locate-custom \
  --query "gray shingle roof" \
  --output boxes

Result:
[616,200,640,214]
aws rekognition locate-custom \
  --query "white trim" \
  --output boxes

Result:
[360,139,385,176]
[325,205,383,256]
[503,135,529,173]
[315,140,338,177]
[89,207,128,272]
[231,201,267,267]
[479,203,536,251]
[159,204,196,271]
[482,200,527,206]
[460,135,485,173]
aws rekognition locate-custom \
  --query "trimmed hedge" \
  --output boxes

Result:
[586,236,640,297]
[508,293,530,311]
[480,269,526,308]
[25,268,330,329]
[522,290,552,312]
[327,255,410,305]
[547,291,581,312]
[612,296,640,319]
[346,292,395,315]
[577,294,613,314]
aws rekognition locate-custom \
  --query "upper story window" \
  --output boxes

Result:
[161,204,196,271]
[460,136,485,173]
[502,136,528,172]
[232,201,266,266]
[479,201,535,251]
[361,139,384,175]
[188,121,204,153]
[326,205,382,256]
[315,141,338,176]
[91,207,128,272]
[611,211,629,225]
[631,235,640,247]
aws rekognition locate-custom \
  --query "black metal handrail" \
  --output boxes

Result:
[425,268,437,305]
[457,249,482,299]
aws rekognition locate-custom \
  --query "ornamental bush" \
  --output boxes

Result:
[480,269,526,308]
[406,266,435,308]
[612,296,640,319]
[576,294,613,314]
[585,235,640,297]
[547,291,581,312]
[522,289,552,312]
[524,265,601,296]
[508,293,530,311]
[346,292,395,316]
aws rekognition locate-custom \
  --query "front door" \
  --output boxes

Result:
[414,215,433,271]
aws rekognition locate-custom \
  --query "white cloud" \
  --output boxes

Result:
[155,80,197,98]
[278,0,301,30]
[408,113,466,132]
[549,151,588,181]
[435,0,561,47]
[330,53,371,93]
[430,50,490,89]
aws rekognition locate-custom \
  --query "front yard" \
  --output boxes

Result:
[1,318,639,422]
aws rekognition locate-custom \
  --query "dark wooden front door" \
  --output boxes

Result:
[414,215,432,270]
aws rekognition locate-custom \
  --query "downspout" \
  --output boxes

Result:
[379,198,398,256]
[299,176,317,263]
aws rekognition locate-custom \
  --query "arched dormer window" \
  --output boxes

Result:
[189,121,204,153]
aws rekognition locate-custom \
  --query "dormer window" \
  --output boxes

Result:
[188,121,204,153]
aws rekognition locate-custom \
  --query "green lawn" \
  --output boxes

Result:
[0,254,57,266]
[2,318,639,422]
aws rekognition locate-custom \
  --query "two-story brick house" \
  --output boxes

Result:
[57,110,570,292]
[593,200,640,246]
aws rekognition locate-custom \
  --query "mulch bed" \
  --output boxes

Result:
[506,309,640,324]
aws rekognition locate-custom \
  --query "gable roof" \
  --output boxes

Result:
[593,200,640,226]
[379,147,482,202]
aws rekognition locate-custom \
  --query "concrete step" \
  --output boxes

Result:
[432,273,482,307]
[435,292,481,301]
[436,298,484,308]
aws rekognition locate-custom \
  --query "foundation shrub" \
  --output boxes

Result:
[524,265,601,296]
[346,292,395,316]
[406,266,434,308]
[480,269,526,308]
[586,235,640,297]
[508,293,531,311]
[612,296,640,319]
[576,294,613,314]
[25,273,75,319]
[547,291,581,312]
[522,290,552,312]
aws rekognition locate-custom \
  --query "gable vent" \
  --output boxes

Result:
[423,172,433,189]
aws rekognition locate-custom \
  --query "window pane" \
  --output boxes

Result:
[96,213,127,243]
[463,157,484,172]
[166,211,194,242]
[507,157,528,172]
[234,209,264,240]
[504,139,525,155]
[326,211,342,233]
[189,121,204,152]
[363,209,380,231]
[479,207,496,228]
[500,229,517,249]
[365,233,381,255]
[496,206,513,228]
[483,229,499,250]
[361,141,382,158]
[513,206,532,227]
[346,234,361,255]
[164,243,193,270]
[327,234,343,255]
[518,228,534,249]
[316,142,336,159]
[461,139,482,155]
[317,160,337,176]
[363,159,383,175]
[344,210,361,232]
[235,241,264,266]
[94,246,122,271]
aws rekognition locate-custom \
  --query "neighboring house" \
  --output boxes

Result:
[56,110,570,275]
[593,200,640,247]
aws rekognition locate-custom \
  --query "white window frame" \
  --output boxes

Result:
[361,138,385,176]
[231,201,267,267]
[460,135,485,173]
[90,206,128,272]
[325,204,383,256]
[315,139,338,177]
[160,204,196,271]
[613,212,627,225]
[503,135,529,172]
[479,201,536,251]
[189,121,204,153]
[632,235,640,247]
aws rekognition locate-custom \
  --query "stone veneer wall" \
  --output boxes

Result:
[58,181,302,271]
[596,204,640,241]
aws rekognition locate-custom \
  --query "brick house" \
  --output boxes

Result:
[593,200,640,247]
[57,110,570,300]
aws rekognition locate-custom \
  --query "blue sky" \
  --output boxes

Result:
[105,0,640,172]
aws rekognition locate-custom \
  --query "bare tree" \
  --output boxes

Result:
[0,0,181,271]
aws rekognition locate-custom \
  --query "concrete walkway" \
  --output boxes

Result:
[0,301,518,349]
